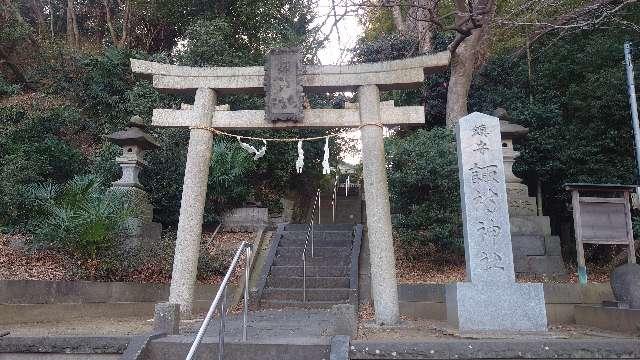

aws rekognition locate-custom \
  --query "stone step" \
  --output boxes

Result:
[270,266,349,277]
[278,237,351,248]
[267,276,350,289]
[514,255,566,275]
[283,224,354,231]
[276,246,350,258]
[510,216,551,236]
[260,299,349,309]
[273,255,350,267]
[261,288,352,302]
[279,231,353,242]
[145,336,330,360]
[511,235,546,256]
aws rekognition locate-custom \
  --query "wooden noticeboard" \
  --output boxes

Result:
[564,183,637,285]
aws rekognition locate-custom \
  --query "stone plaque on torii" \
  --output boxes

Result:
[264,47,304,122]
[131,50,449,324]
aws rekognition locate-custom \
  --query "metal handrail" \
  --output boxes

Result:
[185,241,252,360]
[302,189,321,302]
[330,176,339,223]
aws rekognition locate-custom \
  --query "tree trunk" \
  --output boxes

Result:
[445,40,476,127]
[103,0,118,45]
[407,0,438,53]
[49,0,54,38]
[30,0,46,37]
[118,0,130,48]
[66,0,79,47]
[445,0,496,127]
[381,0,405,32]
[71,0,79,47]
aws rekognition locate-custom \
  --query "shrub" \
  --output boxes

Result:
[386,128,463,252]
[0,75,20,96]
[206,140,257,220]
[26,175,134,260]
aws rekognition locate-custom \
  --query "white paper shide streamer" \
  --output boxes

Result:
[237,137,267,160]
[296,140,304,173]
[345,176,350,197]
[233,133,332,174]
[322,137,330,174]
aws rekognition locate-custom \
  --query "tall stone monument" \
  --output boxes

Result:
[446,112,547,332]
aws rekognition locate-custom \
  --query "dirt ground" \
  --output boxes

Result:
[2,318,154,337]
[4,315,638,341]
[357,318,639,341]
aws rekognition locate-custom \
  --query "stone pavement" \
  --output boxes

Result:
[183,308,340,341]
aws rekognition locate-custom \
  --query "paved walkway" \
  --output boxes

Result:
[182,308,339,341]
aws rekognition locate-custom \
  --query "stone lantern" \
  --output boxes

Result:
[107,115,159,188]
[494,108,529,197]
[106,116,161,251]
[494,108,566,276]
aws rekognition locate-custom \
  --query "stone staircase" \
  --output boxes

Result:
[257,224,361,309]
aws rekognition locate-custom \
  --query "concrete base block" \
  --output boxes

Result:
[331,304,357,336]
[399,301,446,320]
[154,302,180,335]
[330,335,350,360]
[575,305,640,332]
[446,282,547,332]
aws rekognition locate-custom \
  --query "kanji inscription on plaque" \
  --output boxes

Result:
[264,47,304,122]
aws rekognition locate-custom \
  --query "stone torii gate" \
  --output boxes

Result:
[131,51,450,325]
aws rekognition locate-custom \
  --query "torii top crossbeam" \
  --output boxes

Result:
[130,51,450,129]
[131,51,449,94]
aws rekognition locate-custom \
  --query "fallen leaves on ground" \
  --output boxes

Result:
[0,233,70,281]
[0,231,255,285]
[394,238,466,283]
[199,231,255,285]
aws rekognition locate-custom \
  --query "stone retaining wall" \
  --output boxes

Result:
[0,280,218,305]
[222,207,269,231]
[398,283,614,324]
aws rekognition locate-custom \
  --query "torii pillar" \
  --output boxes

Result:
[168,88,216,315]
[131,51,450,322]
[359,85,399,324]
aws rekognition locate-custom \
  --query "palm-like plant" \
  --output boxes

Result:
[26,175,133,259]
[207,140,256,212]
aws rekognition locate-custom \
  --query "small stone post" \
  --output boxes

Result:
[169,88,217,317]
[358,84,400,325]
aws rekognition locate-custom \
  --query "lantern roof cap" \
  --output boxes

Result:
[493,108,528,139]
[106,116,159,150]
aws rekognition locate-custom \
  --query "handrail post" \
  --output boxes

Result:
[311,220,314,258]
[318,190,321,225]
[184,242,249,360]
[303,250,307,303]
[243,246,251,342]
[218,286,226,360]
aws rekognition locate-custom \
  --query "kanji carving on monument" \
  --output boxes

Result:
[264,47,304,122]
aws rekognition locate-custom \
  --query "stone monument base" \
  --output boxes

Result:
[446,282,547,333]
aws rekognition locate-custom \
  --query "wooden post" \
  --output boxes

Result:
[571,189,588,285]
[623,190,637,264]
